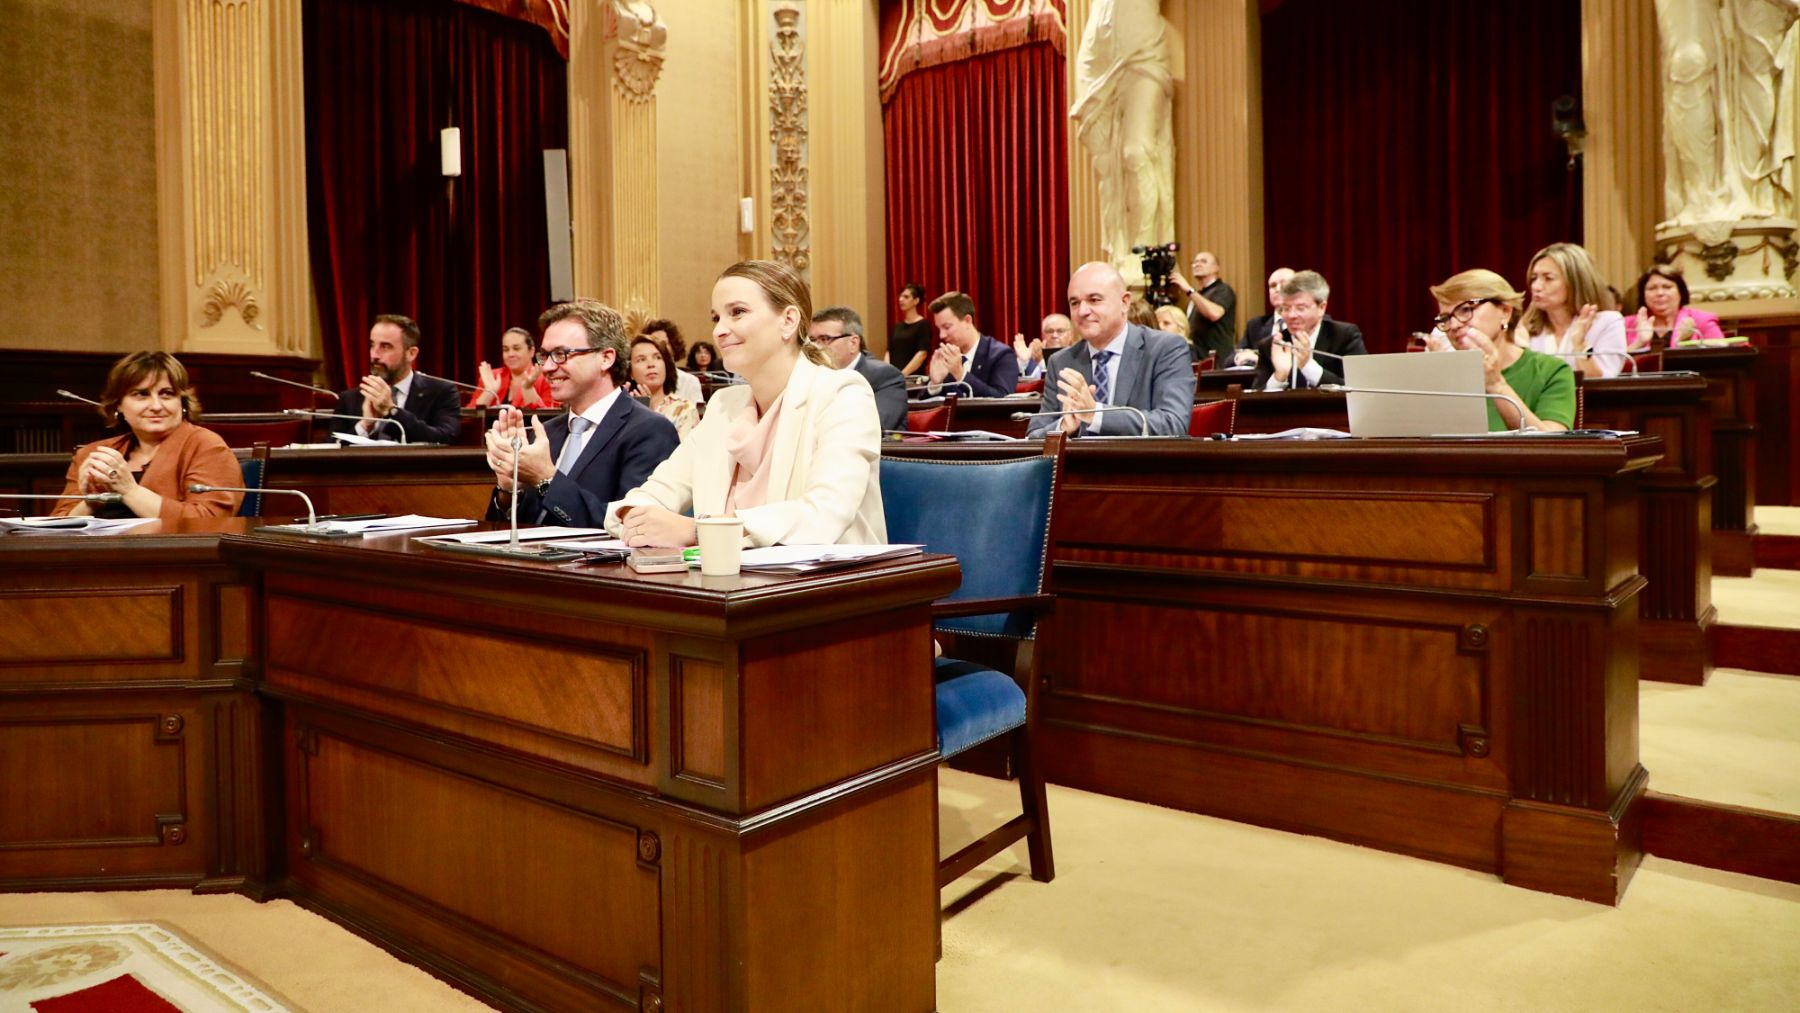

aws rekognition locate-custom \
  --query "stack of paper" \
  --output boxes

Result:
[734,544,924,574]
[0,516,160,535]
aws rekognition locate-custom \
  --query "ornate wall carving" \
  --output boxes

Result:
[769,4,810,275]
[611,1,667,102]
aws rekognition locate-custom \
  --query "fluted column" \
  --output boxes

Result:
[1581,0,1661,291]
[569,0,665,324]
[1065,0,1101,273]
[1171,0,1263,299]
[152,0,312,357]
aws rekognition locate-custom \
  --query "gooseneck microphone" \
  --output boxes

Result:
[0,492,125,509]
[1011,405,1151,436]
[1316,384,1533,433]
[189,484,318,529]
[281,409,408,444]
[250,371,340,400]
[418,371,481,393]
[55,389,102,406]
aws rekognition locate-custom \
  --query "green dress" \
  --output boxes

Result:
[1490,349,1576,430]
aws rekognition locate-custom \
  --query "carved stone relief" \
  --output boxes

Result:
[610,0,667,103]
[769,4,810,275]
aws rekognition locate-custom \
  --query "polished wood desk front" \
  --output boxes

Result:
[1187,377,1716,685]
[0,521,956,1012]
[888,435,1662,904]
[1662,347,1759,573]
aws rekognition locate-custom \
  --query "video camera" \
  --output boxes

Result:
[1132,242,1180,307]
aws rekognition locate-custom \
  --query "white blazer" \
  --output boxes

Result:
[606,354,887,546]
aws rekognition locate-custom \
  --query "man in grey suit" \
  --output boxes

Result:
[1027,262,1197,437]
[810,305,908,433]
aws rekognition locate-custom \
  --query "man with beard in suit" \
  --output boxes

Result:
[332,314,463,443]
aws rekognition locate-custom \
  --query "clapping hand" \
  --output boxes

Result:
[486,407,554,490]
[81,445,137,496]
[929,343,965,384]
[1055,367,1098,435]
[1565,303,1599,352]
[477,361,502,401]
[359,374,395,418]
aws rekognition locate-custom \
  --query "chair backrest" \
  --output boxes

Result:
[237,443,271,518]
[879,444,1060,638]
[1194,355,1216,372]
[207,418,307,449]
[1573,379,1586,430]
[1189,399,1237,437]
[1015,376,1045,394]
[906,394,958,433]
[1632,351,1663,373]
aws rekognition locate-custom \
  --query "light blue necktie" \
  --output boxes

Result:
[556,416,592,475]
[1091,349,1116,405]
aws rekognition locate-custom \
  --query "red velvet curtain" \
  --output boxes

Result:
[304,0,567,387]
[883,42,1069,349]
[1261,0,1581,352]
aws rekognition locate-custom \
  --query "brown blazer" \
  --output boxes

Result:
[53,422,243,521]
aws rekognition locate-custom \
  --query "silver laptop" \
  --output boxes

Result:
[1340,350,1488,437]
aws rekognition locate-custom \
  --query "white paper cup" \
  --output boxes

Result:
[695,517,744,576]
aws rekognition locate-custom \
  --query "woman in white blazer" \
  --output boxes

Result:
[607,259,886,547]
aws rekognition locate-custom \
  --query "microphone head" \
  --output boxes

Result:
[188,484,209,494]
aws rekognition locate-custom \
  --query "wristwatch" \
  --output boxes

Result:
[535,476,553,497]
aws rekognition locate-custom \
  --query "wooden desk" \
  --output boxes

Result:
[1,521,956,1011]
[1664,347,1759,573]
[889,435,1662,904]
[260,446,494,518]
[1194,378,1716,685]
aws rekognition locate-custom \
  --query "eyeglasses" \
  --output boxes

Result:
[1431,298,1500,331]
[533,346,599,366]
[812,333,854,345]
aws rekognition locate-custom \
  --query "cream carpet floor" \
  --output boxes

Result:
[1754,505,1800,538]
[1641,668,1800,814]
[1712,568,1800,629]
[936,770,1800,1013]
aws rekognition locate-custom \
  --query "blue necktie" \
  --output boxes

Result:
[1091,349,1116,405]
[556,416,592,475]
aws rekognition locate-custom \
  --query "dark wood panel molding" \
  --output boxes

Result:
[1642,791,1800,885]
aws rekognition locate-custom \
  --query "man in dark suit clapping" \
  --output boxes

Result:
[1251,270,1367,390]
[484,300,679,527]
[332,314,463,444]
[926,291,1020,398]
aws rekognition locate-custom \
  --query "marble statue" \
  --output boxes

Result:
[1657,0,1799,225]
[1070,0,1176,286]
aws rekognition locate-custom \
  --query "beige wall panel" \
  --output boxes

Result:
[0,0,159,353]
[1170,0,1262,313]
[655,0,744,339]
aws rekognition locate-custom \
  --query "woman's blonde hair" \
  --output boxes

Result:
[1153,304,1190,339]
[1519,242,1607,337]
[98,351,201,426]
[718,259,828,366]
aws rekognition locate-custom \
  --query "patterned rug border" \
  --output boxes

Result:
[0,921,304,1012]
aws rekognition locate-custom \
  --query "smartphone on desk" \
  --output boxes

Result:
[627,547,687,574]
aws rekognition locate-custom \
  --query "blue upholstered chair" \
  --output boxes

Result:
[236,443,271,518]
[879,436,1063,889]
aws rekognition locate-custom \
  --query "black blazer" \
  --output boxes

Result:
[961,334,1021,398]
[852,352,908,432]
[333,372,463,444]
[1241,313,1279,351]
[1250,317,1367,389]
[487,395,680,527]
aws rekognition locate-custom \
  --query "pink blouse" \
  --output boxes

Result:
[723,392,787,515]
[1623,306,1727,349]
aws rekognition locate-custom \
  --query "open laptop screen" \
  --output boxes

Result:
[1340,350,1488,437]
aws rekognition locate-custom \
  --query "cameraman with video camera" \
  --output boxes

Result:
[1168,249,1237,364]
